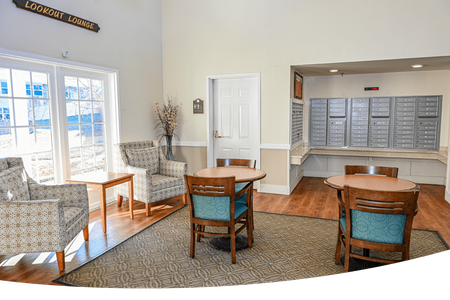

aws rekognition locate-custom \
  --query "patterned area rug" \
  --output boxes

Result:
[54,207,449,288]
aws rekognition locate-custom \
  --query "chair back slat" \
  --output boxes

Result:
[346,185,418,215]
[345,165,398,178]
[217,158,256,168]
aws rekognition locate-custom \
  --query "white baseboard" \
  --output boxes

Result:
[290,170,304,194]
[259,184,290,195]
[446,190,450,203]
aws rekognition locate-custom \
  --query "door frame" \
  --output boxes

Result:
[206,72,261,178]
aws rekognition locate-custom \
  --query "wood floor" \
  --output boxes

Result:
[1,177,450,285]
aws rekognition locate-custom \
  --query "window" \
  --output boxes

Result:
[65,76,106,176]
[0,51,119,184]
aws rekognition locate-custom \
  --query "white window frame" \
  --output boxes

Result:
[0,48,121,183]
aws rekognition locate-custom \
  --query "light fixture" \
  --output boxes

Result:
[411,64,423,68]
[330,69,339,73]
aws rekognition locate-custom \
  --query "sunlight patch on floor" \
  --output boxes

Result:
[0,254,26,267]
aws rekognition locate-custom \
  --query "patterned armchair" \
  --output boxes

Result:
[0,157,89,271]
[114,140,187,216]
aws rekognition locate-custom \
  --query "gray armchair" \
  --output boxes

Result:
[114,140,187,216]
[0,157,89,271]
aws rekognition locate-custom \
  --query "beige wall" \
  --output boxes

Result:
[169,146,208,176]
[162,0,450,190]
[1,0,164,143]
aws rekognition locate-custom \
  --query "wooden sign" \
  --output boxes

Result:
[13,0,100,32]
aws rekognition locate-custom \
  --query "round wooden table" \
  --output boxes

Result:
[194,166,266,252]
[324,174,419,191]
[194,166,266,182]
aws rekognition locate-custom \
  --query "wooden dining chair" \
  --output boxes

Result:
[217,158,256,168]
[339,165,400,218]
[344,165,399,178]
[335,184,419,272]
[217,158,256,233]
[184,174,253,264]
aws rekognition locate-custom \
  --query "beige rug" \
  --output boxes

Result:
[54,207,448,288]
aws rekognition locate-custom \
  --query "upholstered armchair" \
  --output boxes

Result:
[114,140,187,216]
[0,157,89,271]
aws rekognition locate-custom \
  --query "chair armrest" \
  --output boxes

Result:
[235,182,252,198]
[126,165,153,193]
[0,199,66,253]
[28,182,89,212]
[160,160,187,178]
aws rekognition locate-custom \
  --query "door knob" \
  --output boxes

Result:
[215,131,222,138]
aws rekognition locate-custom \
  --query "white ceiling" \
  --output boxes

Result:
[294,56,450,77]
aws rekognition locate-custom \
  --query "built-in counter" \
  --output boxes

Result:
[290,144,448,185]
[291,145,447,165]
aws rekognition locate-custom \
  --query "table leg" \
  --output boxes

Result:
[128,177,134,219]
[99,186,107,233]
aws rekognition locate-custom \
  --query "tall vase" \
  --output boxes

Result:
[165,135,177,161]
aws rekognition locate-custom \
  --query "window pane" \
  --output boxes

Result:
[0,128,14,157]
[67,101,79,124]
[12,69,31,98]
[78,78,91,100]
[68,125,81,148]
[93,101,103,122]
[65,77,78,100]
[80,101,92,123]
[35,126,52,152]
[16,127,33,154]
[14,99,32,126]
[92,79,103,100]
[0,68,11,97]
[82,146,94,170]
[70,148,81,172]
[95,145,106,171]
[32,72,48,98]
[81,124,93,145]
[34,100,50,126]
[0,99,13,127]
[94,124,104,144]
[26,152,54,184]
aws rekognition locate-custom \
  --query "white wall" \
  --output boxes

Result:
[0,0,164,142]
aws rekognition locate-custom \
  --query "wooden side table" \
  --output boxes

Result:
[66,172,134,233]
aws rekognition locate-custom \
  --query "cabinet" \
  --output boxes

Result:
[309,95,442,151]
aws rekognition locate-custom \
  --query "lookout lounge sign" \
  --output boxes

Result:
[13,0,100,32]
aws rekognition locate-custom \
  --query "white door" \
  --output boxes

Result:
[212,77,259,165]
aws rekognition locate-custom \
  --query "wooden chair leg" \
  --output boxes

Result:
[146,203,151,217]
[190,223,196,258]
[246,216,252,248]
[335,226,342,264]
[182,193,187,205]
[83,225,89,241]
[196,225,205,242]
[343,242,351,272]
[56,251,65,271]
[231,225,236,264]
[117,195,123,207]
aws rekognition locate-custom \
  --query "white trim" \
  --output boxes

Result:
[260,144,291,150]
[446,190,450,204]
[206,73,261,169]
[258,183,290,195]
[290,169,304,194]
[0,48,118,74]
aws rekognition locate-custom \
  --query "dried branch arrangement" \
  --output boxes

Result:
[154,97,179,139]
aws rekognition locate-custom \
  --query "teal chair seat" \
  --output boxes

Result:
[192,195,248,221]
[235,182,250,204]
[340,210,407,244]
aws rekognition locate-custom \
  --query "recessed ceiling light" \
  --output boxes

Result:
[411,64,423,68]
[330,69,339,73]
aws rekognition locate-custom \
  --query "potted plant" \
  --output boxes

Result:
[154,97,179,161]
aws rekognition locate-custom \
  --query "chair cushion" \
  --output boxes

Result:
[192,195,248,221]
[341,210,407,244]
[125,147,159,174]
[63,206,85,229]
[152,174,184,192]
[235,182,249,193]
[235,182,250,204]
[0,166,30,202]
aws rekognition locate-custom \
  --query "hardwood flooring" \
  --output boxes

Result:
[1,177,450,285]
